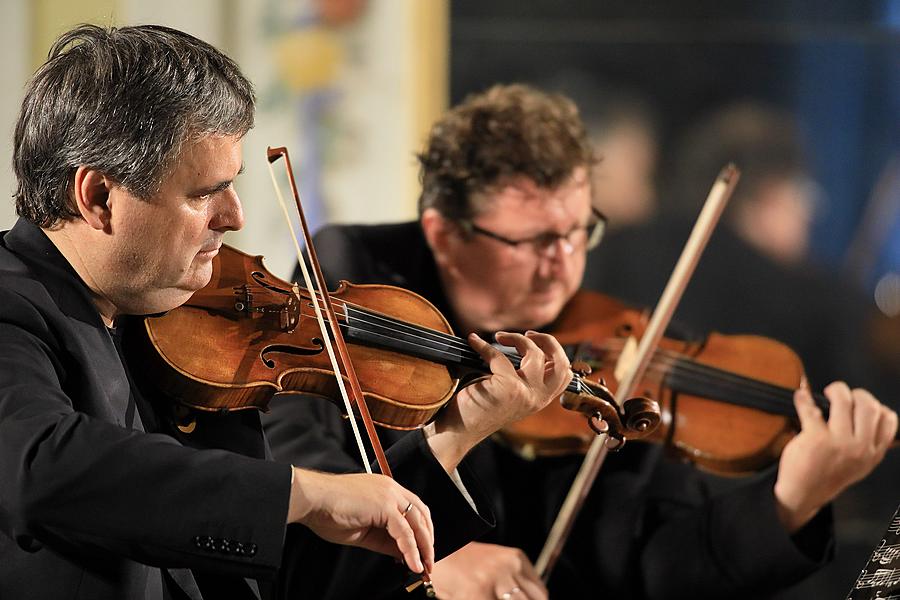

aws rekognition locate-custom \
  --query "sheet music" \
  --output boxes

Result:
[888,514,900,536]
[873,542,900,566]
[849,504,900,599]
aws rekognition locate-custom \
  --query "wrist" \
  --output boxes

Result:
[773,479,820,533]
[422,416,482,473]
[287,466,320,524]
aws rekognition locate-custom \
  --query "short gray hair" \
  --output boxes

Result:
[14,23,256,227]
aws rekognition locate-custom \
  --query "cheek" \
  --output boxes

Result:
[142,222,202,282]
[568,254,587,288]
[465,250,525,287]
[167,214,211,261]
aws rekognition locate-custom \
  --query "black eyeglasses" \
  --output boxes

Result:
[459,207,608,255]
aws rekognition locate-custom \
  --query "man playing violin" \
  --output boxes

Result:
[264,83,898,599]
[0,26,575,600]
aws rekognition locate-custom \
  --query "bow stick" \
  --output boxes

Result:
[535,164,741,580]
[267,146,434,594]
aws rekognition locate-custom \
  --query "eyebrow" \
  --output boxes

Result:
[192,164,244,197]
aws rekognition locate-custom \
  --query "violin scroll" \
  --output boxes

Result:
[561,376,661,448]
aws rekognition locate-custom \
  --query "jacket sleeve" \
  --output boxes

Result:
[638,464,834,599]
[0,288,292,577]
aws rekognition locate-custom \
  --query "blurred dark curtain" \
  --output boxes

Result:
[450,0,900,274]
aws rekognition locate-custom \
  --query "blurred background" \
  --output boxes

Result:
[1,1,897,597]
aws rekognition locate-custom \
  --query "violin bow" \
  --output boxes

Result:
[266,147,387,476]
[266,147,434,593]
[535,164,741,581]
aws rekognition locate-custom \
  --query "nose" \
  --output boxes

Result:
[211,188,244,232]
[537,237,573,278]
[542,236,575,259]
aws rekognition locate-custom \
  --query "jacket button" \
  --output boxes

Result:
[233,542,245,556]
[246,543,258,557]
[193,536,203,548]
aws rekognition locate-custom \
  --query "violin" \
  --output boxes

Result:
[129,245,661,445]
[500,288,900,476]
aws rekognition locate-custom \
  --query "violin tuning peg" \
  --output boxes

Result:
[572,360,593,377]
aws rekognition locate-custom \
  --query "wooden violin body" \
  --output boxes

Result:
[500,289,807,475]
[132,245,458,429]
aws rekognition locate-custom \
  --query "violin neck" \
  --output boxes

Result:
[340,305,584,395]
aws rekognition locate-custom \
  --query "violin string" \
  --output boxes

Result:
[276,285,515,359]
[598,338,804,403]
[339,302,804,415]
[286,298,597,395]
[251,282,807,412]
[241,284,496,379]
[274,289,514,367]
[252,281,783,395]
[332,301,793,410]
[244,283,483,355]
[338,305,600,397]
[599,338,800,401]
[595,339,825,415]
[241,284,810,413]
[248,282,802,408]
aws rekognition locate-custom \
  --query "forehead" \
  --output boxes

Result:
[166,134,243,182]
[480,167,591,217]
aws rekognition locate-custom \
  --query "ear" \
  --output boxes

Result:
[72,166,113,232]
[420,208,458,267]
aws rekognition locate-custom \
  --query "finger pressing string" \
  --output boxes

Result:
[469,333,518,377]
[793,386,824,432]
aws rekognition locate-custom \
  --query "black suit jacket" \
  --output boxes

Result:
[265,221,835,600]
[0,219,294,599]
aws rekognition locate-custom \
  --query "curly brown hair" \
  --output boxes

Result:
[417,84,595,220]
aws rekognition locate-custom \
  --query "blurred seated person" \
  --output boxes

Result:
[583,102,877,391]
[542,73,660,230]
[263,86,897,599]
[583,87,660,230]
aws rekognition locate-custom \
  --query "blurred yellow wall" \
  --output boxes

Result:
[2,1,448,281]
[31,0,119,70]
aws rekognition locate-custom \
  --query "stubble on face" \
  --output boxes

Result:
[101,135,244,317]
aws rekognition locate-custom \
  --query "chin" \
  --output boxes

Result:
[145,273,211,313]
[507,309,556,333]
[530,299,567,325]
[177,265,214,298]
